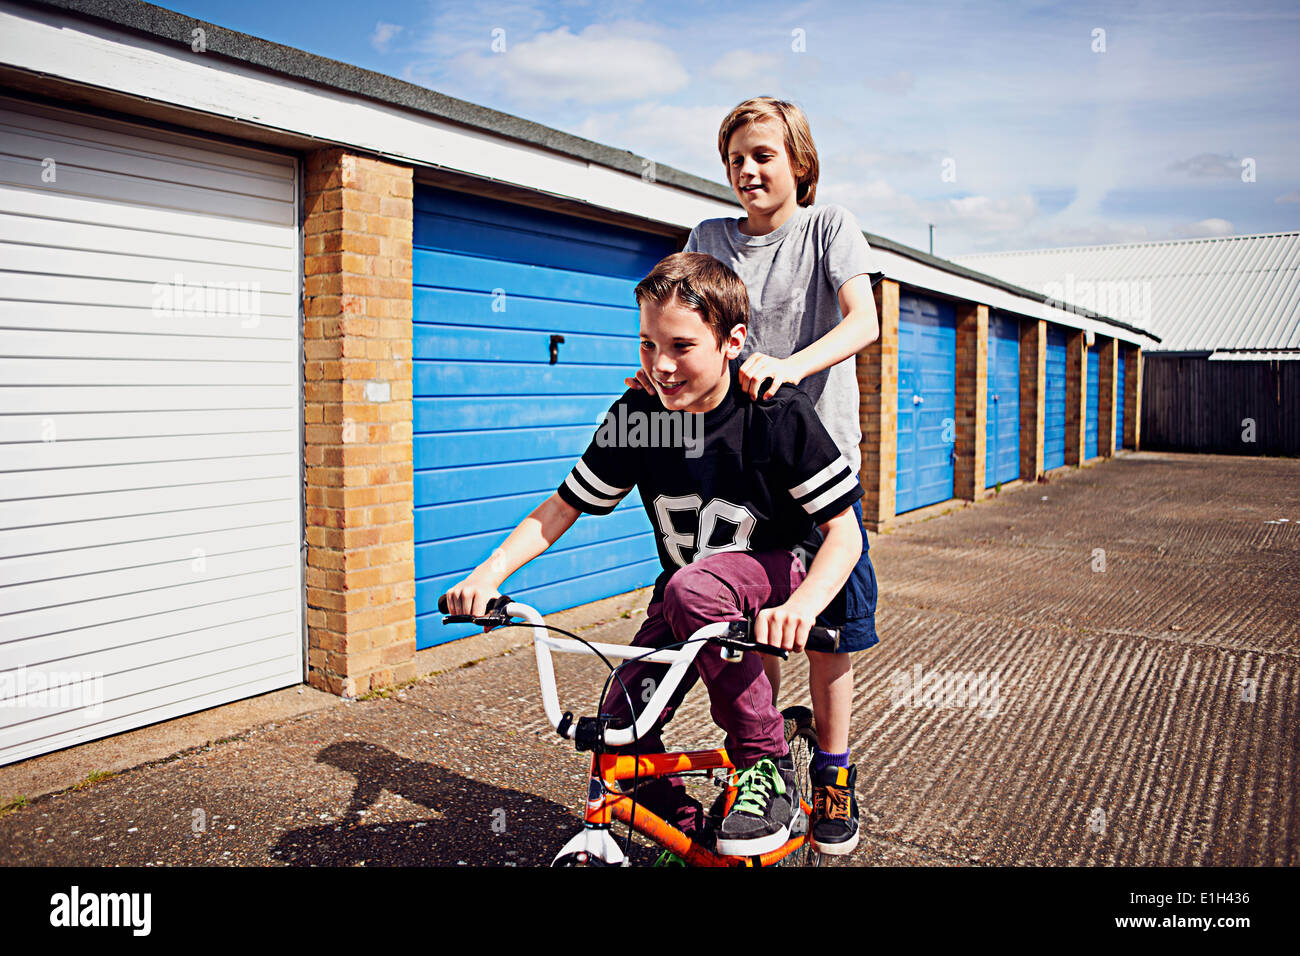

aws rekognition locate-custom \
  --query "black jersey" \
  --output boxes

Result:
[556,366,863,603]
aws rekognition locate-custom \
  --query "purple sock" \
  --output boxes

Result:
[812,748,850,774]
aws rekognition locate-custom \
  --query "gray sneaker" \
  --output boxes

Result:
[715,754,798,857]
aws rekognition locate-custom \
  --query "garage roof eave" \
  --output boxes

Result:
[14,0,738,204]
[7,0,1162,346]
[864,229,1161,345]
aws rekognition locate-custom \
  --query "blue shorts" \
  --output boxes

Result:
[796,496,879,653]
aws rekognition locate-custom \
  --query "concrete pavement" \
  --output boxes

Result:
[2,452,1296,866]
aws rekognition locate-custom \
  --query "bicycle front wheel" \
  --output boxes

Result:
[551,851,614,867]
[776,705,823,867]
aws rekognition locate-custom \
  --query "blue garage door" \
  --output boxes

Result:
[412,186,677,647]
[1116,351,1126,449]
[896,294,956,513]
[1085,344,1100,460]
[1044,327,1067,470]
[985,313,1020,487]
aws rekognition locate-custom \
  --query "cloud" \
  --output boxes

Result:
[707,49,769,84]
[1167,153,1241,178]
[1276,191,1300,204]
[1172,217,1235,238]
[448,22,689,106]
[406,1,549,60]
[1023,223,1155,248]
[370,22,404,53]
[942,194,1039,234]
[820,178,1040,254]
[573,102,733,179]
[833,147,936,174]
[820,178,923,221]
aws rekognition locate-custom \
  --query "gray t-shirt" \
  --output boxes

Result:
[685,204,875,476]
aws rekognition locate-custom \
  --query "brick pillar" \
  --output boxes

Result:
[1098,337,1118,457]
[955,303,988,499]
[1065,330,1087,466]
[302,150,416,698]
[859,279,898,531]
[1019,319,1045,480]
[1125,346,1143,450]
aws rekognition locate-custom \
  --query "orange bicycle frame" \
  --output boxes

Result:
[587,749,811,867]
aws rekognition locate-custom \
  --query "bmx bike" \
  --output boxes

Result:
[438,594,836,867]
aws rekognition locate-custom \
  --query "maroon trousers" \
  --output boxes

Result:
[601,550,805,827]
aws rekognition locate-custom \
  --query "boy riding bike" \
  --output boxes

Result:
[630,97,882,855]
[443,252,862,855]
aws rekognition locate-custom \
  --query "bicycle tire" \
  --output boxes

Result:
[776,705,824,867]
[551,851,614,867]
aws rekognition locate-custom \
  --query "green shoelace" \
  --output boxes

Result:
[729,758,786,815]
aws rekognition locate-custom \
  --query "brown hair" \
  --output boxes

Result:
[717,97,820,207]
[634,252,749,347]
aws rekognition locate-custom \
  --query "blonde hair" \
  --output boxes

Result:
[717,97,820,207]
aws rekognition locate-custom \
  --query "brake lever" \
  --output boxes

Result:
[714,636,790,662]
[715,619,791,661]
[440,611,511,629]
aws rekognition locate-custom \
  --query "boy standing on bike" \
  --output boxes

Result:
[444,252,862,856]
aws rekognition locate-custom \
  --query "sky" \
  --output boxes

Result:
[164,0,1300,257]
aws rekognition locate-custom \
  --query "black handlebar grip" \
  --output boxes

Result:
[437,593,513,615]
[804,626,840,654]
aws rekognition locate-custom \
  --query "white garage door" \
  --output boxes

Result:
[0,96,304,766]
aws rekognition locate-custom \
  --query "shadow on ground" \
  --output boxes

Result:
[268,740,580,866]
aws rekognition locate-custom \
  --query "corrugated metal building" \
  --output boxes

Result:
[0,0,1157,764]
[955,234,1300,454]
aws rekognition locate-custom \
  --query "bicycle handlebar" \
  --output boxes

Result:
[435,592,838,654]
[434,594,838,747]
[437,592,513,624]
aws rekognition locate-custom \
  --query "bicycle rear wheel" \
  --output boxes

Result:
[776,705,823,867]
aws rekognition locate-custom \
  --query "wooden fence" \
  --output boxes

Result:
[1142,354,1299,455]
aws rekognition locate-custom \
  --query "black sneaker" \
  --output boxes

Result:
[810,762,860,855]
[715,754,798,857]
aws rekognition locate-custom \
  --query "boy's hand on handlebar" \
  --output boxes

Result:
[753,602,817,653]
[444,578,501,630]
